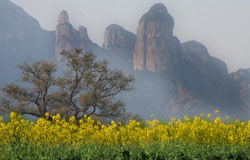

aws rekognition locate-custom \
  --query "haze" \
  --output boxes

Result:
[10,0,250,72]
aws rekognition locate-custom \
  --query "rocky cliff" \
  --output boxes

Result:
[53,3,249,117]
[131,3,248,117]
[103,24,136,71]
[133,3,180,72]
[103,24,136,62]
[55,10,101,60]
[181,41,229,76]
[177,41,243,115]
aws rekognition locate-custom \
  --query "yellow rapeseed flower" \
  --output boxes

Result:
[0,112,249,147]
[184,115,190,121]
[200,113,204,118]
[69,116,76,122]
[45,112,50,119]
[10,112,17,119]
[207,114,212,118]
[215,109,220,114]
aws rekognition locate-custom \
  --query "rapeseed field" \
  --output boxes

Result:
[0,111,249,159]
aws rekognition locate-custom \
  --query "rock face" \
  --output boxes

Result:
[103,24,136,71]
[53,4,248,117]
[55,11,100,60]
[177,41,243,115]
[58,10,69,24]
[131,3,247,116]
[180,41,229,76]
[134,3,180,72]
[103,24,136,62]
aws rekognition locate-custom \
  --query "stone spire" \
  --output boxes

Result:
[55,10,101,61]
[133,3,180,72]
[58,10,69,24]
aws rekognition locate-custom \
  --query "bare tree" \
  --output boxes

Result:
[0,49,134,120]
[54,49,134,120]
[0,61,56,118]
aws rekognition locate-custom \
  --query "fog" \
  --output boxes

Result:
[10,0,250,72]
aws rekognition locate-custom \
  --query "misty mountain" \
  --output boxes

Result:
[0,0,55,86]
[55,3,249,118]
[0,1,249,118]
[131,3,249,118]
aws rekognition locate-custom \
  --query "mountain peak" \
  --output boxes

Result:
[140,3,170,23]
[106,24,124,31]
[58,10,69,24]
[134,3,178,72]
[103,24,136,56]
[149,3,168,13]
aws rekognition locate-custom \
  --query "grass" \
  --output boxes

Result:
[0,142,249,160]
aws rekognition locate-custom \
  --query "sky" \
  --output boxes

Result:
[10,0,250,72]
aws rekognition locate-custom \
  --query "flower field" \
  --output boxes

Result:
[0,112,249,159]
